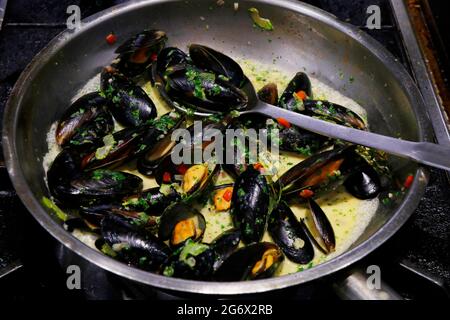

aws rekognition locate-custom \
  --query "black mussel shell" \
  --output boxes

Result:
[154,47,189,80]
[82,112,181,171]
[214,242,284,281]
[279,72,312,111]
[278,126,331,155]
[164,64,248,113]
[257,83,279,105]
[189,44,245,88]
[79,203,158,229]
[307,198,335,253]
[209,228,241,271]
[344,165,381,199]
[268,202,314,264]
[158,203,206,248]
[231,166,270,244]
[302,100,366,130]
[56,92,114,148]
[47,148,83,200]
[161,240,216,280]
[114,30,167,77]
[100,214,170,271]
[278,146,353,196]
[52,169,143,205]
[122,186,181,216]
[136,113,186,176]
[101,68,157,127]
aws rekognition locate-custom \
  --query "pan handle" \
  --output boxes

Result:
[332,267,403,300]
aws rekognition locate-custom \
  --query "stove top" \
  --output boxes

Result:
[0,0,449,300]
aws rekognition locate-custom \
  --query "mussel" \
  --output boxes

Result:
[51,169,143,205]
[122,186,181,215]
[231,166,271,244]
[162,228,241,280]
[279,72,313,111]
[215,242,284,281]
[268,202,314,264]
[158,203,206,248]
[99,214,170,271]
[81,112,182,170]
[55,92,114,148]
[101,67,157,127]
[307,198,336,253]
[163,63,248,113]
[189,44,245,88]
[256,82,331,155]
[114,30,167,77]
[153,47,189,80]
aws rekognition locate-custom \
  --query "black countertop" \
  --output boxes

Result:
[0,0,449,299]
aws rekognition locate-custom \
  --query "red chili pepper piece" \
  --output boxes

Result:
[404,174,414,188]
[276,117,291,128]
[299,189,314,198]
[222,189,233,202]
[105,33,117,45]
[162,172,171,183]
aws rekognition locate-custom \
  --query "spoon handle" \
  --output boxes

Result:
[251,102,450,171]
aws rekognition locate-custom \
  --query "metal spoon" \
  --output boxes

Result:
[161,75,450,171]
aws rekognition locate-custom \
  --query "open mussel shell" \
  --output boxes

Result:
[136,113,186,176]
[154,149,220,200]
[158,203,206,248]
[278,146,353,196]
[279,72,313,111]
[56,92,114,148]
[163,63,248,113]
[100,67,157,127]
[114,30,167,77]
[153,47,189,80]
[51,169,143,206]
[231,166,271,244]
[214,242,284,281]
[307,198,336,253]
[99,214,171,271]
[268,202,314,264]
[189,44,245,88]
[122,186,181,216]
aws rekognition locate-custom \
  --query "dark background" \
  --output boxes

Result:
[0,0,449,299]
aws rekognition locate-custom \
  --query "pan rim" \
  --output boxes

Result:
[2,0,431,295]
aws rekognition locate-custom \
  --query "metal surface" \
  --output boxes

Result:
[390,0,450,146]
[2,0,432,295]
[0,0,7,31]
[333,268,402,300]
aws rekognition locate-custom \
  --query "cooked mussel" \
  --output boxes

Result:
[158,203,206,248]
[302,100,366,130]
[163,63,248,113]
[279,72,313,111]
[82,112,182,171]
[114,30,167,77]
[56,92,114,148]
[162,228,241,280]
[257,83,278,105]
[101,67,157,127]
[214,242,284,281]
[307,198,336,253]
[51,169,143,205]
[268,202,314,264]
[153,47,189,80]
[99,214,170,271]
[122,186,181,215]
[231,166,271,244]
[189,44,245,88]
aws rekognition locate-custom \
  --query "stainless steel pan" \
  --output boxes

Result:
[2,0,432,296]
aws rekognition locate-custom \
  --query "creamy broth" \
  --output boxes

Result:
[43,60,378,277]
